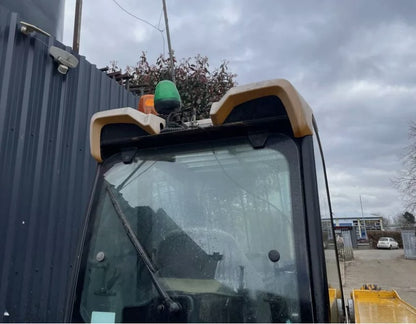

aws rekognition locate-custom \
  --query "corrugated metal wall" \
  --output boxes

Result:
[0,5,139,322]
[401,230,416,260]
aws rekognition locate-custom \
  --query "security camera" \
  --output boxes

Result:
[49,46,79,75]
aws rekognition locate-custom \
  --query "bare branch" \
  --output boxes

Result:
[395,122,416,212]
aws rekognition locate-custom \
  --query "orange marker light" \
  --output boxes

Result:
[138,94,158,115]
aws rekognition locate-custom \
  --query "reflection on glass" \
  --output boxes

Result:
[80,138,301,323]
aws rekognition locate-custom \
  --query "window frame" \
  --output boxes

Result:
[70,131,317,322]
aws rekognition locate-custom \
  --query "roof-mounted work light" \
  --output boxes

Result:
[49,46,79,75]
[154,80,181,115]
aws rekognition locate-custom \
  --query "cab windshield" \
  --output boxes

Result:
[78,135,308,323]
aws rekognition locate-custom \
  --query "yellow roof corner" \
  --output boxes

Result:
[90,107,166,162]
[210,79,314,138]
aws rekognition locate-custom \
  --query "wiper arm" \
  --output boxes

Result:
[106,185,180,313]
[117,160,146,190]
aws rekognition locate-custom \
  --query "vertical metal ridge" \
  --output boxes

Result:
[82,64,98,198]
[18,35,55,319]
[53,56,87,317]
[3,30,36,319]
[0,12,17,146]
[0,10,18,316]
[38,69,67,320]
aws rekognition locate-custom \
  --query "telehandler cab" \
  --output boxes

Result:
[67,79,416,323]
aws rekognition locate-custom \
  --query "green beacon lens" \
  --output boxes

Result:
[154,80,182,115]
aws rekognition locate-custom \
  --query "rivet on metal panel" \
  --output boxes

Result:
[96,251,105,262]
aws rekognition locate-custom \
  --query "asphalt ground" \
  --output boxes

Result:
[340,248,416,307]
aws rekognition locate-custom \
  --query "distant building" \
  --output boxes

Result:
[321,216,384,240]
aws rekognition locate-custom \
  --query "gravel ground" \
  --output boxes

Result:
[341,248,416,307]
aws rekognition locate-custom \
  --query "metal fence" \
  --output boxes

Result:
[401,230,416,260]
[0,4,138,321]
[337,230,354,261]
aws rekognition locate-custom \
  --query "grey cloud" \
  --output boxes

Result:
[63,0,416,217]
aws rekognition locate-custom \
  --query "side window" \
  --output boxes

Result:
[312,135,343,292]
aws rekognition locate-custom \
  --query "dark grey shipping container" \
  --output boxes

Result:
[0,4,138,321]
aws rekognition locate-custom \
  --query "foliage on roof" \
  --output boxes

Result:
[110,52,237,119]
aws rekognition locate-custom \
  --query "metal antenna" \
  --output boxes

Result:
[162,0,175,83]
[72,0,83,53]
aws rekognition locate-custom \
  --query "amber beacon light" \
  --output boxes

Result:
[138,94,158,115]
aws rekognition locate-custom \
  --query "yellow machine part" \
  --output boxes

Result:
[210,79,314,138]
[352,289,416,323]
[328,288,341,323]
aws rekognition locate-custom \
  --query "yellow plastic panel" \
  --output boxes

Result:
[162,278,231,295]
[328,288,341,323]
[352,289,416,323]
[90,107,166,162]
[210,79,314,138]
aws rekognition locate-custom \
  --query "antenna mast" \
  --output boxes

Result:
[162,0,175,83]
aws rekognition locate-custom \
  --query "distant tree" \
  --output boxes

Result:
[395,122,416,212]
[114,52,237,119]
[403,211,415,224]
[393,211,415,228]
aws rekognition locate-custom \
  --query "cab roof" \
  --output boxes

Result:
[90,79,314,162]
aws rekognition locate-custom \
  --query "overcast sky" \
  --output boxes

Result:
[63,0,416,220]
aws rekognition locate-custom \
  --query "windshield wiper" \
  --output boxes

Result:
[117,160,146,190]
[105,185,181,313]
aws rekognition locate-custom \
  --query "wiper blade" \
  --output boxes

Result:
[106,185,180,313]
